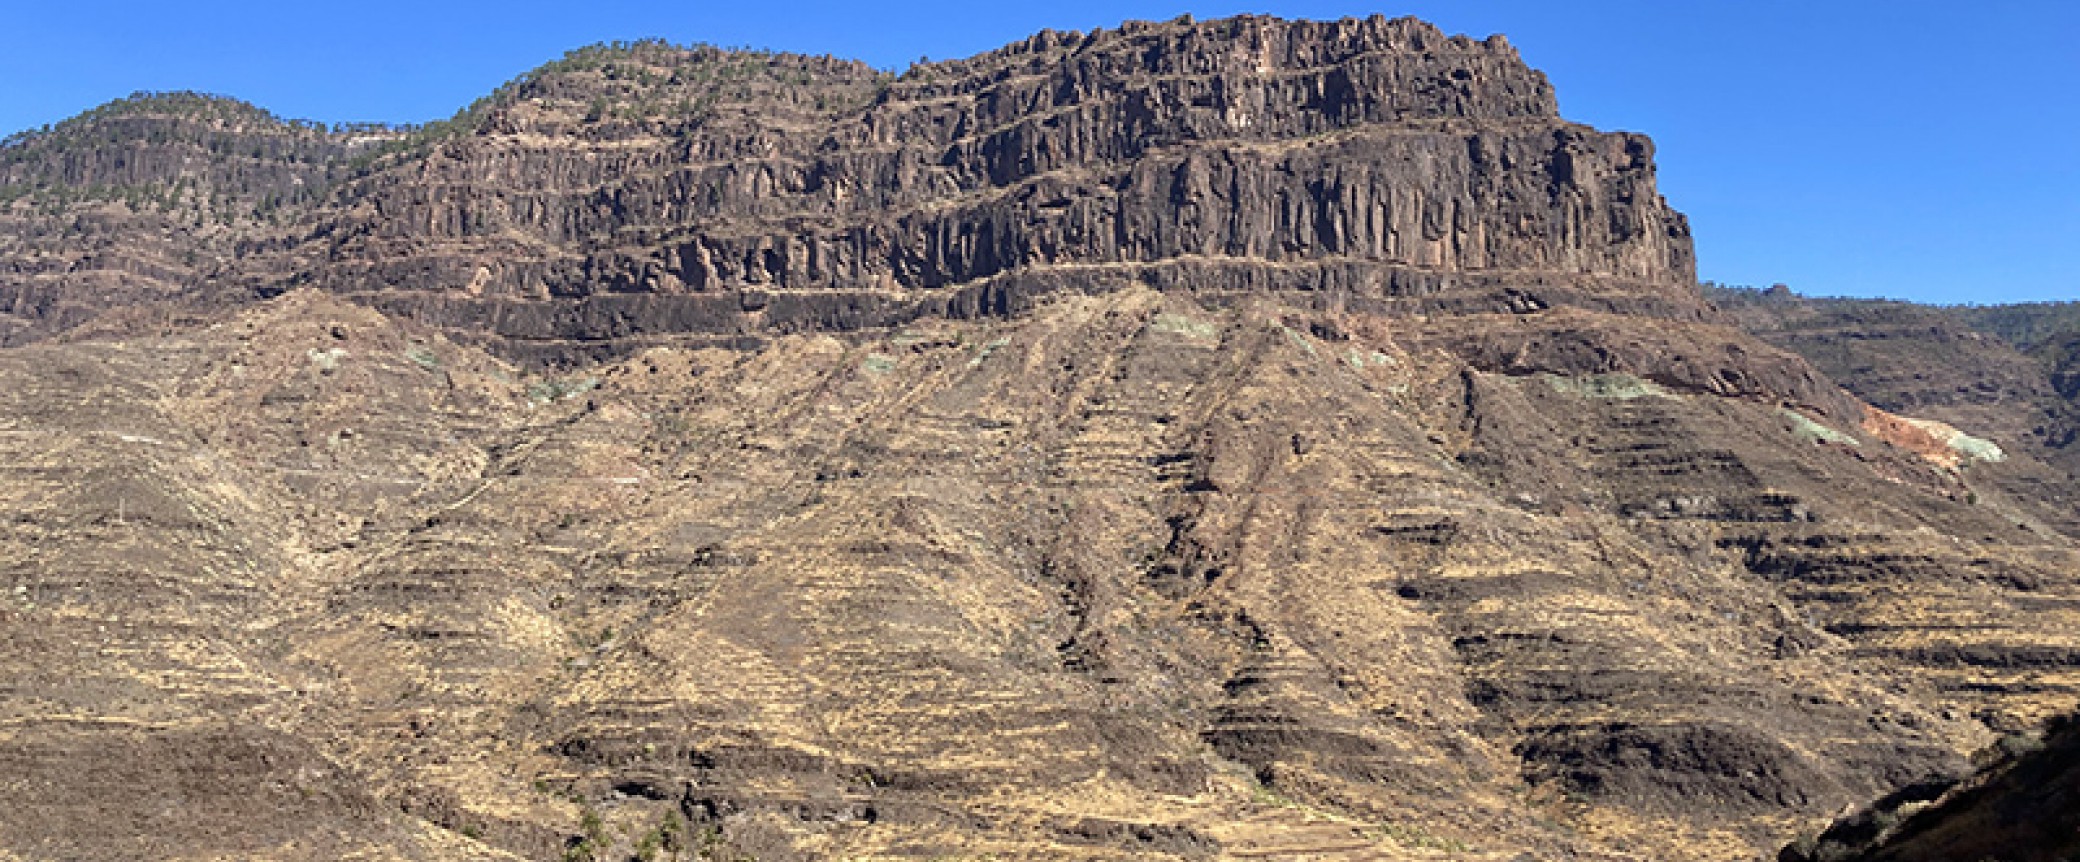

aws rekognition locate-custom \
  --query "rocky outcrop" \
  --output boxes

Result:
[272,16,1695,365]
[0,92,378,343]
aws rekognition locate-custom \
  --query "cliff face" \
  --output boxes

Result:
[0,92,375,343]
[2,17,1784,406]
[267,16,1697,361]
[4,15,2078,862]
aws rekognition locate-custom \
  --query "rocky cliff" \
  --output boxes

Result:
[0,91,376,343]
[301,17,1701,363]
[2,15,2076,862]
[11,19,1708,369]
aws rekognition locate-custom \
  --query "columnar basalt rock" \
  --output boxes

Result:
[0,92,374,343]
[275,15,1696,363]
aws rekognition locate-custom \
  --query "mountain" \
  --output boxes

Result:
[3,15,2077,862]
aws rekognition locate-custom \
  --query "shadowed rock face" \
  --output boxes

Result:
[1780,713,2080,862]
[3,14,2079,862]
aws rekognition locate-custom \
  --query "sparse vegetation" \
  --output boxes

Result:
[571,625,614,649]
[1782,408,1858,446]
[341,38,890,172]
[561,806,610,862]
[633,809,689,861]
[1372,821,1471,852]
[1545,372,1672,400]
[528,375,600,403]
[1956,300,2080,352]
[0,89,357,224]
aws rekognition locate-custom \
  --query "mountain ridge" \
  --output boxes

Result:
[7,15,1699,360]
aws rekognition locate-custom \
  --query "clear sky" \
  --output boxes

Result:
[3,1,2075,305]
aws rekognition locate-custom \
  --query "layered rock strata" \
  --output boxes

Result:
[294,17,1696,361]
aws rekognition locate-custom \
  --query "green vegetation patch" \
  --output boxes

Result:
[967,337,1011,368]
[1781,408,1859,446]
[1148,313,1218,341]
[528,375,600,403]
[1545,373,1672,400]
[861,352,899,374]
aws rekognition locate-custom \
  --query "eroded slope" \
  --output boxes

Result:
[4,284,2078,861]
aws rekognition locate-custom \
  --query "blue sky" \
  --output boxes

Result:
[3,1,2075,304]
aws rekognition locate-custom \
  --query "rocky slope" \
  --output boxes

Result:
[1957,301,2080,409]
[1711,286,2080,516]
[2,15,2076,862]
